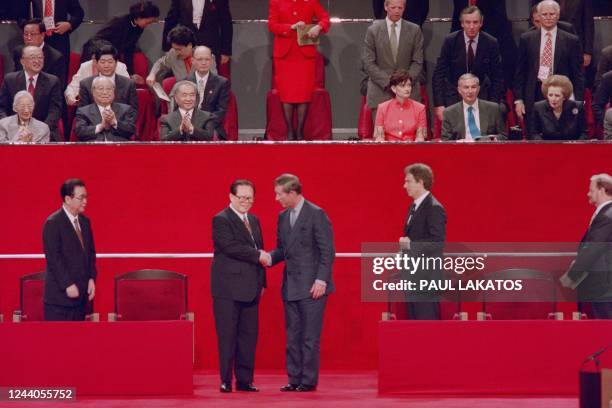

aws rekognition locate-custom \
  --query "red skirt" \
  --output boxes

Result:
[273,46,315,103]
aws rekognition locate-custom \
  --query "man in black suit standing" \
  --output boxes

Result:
[400,163,446,320]
[561,173,612,319]
[432,6,504,123]
[211,179,267,393]
[26,0,84,86]
[514,0,584,135]
[78,45,138,112]
[163,0,233,67]
[13,19,66,89]
[0,46,62,141]
[43,178,96,321]
[268,174,335,392]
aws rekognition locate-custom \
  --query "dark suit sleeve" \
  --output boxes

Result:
[114,106,137,140]
[313,209,335,283]
[440,108,455,140]
[127,80,138,111]
[45,77,63,131]
[43,218,74,290]
[513,34,528,102]
[487,38,505,103]
[0,80,11,119]
[219,0,233,56]
[568,34,585,101]
[270,214,286,266]
[51,54,68,90]
[593,77,610,125]
[577,103,588,140]
[191,113,215,141]
[66,0,85,32]
[74,107,97,141]
[212,215,260,263]
[530,105,544,140]
[160,115,182,141]
[411,204,446,256]
[212,79,230,122]
[432,37,452,107]
[78,81,92,108]
[162,0,180,51]
[83,217,97,280]
[568,213,612,281]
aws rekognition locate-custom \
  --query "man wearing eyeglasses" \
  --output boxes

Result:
[211,179,268,393]
[42,178,97,321]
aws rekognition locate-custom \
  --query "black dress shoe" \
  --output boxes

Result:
[280,384,299,392]
[220,382,232,393]
[236,383,259,392]
[296,384,317,392]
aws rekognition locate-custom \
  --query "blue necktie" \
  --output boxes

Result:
[467,106,481,140]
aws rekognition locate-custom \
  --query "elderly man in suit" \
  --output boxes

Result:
[211,179,267,393]
[0,90,50,143]
[13,19,66,88]
[162,0,233,66]
[146,25,198,88]
[182,46,229,139]
[561,173,612,319]
[161,80,215,141]
[442,73,506,141]
[78,45,138,112]
[400,163,446,320]
[74,76,136,142]
[266,174,335,392]
[363,0,424,120]
[514,0,584,135]
[433,5,504,123]
[43,178,96,321]
[0,46,62,141]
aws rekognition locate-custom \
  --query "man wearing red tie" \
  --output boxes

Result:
[43,179,97,321]
[561,174,612,319]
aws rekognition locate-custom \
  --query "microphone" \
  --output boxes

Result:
[582,344,611,369]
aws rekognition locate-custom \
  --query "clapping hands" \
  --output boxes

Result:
[259,250,272,267]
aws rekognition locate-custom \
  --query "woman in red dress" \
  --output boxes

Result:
[269,0,330,140]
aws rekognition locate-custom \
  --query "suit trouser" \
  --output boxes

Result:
[284,296,328,386]
[213,296,259,384]
[585,301,612,319]
[44,303,86,321]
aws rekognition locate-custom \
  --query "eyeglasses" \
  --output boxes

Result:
[71,195,88,201]
[23,56,44,61]
[233,194,253,202]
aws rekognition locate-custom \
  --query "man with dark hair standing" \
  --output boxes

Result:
[211,179,267,393]
[146,25,197,87]
[43,178,96,321]
[561,173,612,319]
[267,174,335,392]
[401,163,446,320]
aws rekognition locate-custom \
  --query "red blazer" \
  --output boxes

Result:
[268,0,330,59]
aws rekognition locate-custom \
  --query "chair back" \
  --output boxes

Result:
[20,272,45,321]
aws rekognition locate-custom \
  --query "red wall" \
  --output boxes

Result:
[0,143,610,370]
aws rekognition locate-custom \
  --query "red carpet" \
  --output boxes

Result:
[4,372,577,407]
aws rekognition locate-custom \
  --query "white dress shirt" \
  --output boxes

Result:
[385,17,402,42]
[192,0,205,28]
[24,72,39,89]
[463,32,479,55]
[195,71,210,102]
[539,26,558,73]
[462,100,481,141]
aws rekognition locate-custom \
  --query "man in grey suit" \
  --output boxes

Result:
[442,73,506,141]
[0,91,50,143]
[74,76,136,142]
[160,81,215,141]
[266,174,335,392]
[362,0,424,118]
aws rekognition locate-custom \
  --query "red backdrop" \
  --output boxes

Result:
[0,143,610,370]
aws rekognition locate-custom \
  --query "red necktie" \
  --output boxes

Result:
[28,77,35,97]
[44,0,53,17]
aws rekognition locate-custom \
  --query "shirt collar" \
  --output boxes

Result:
[229,203,247,220]
[24,71,39,81]
[292,196,305,217]
[62,205,79,224]
[594,200,612,218]
[463,32,479,44]
[462,99,479,111]
[179,108,193,117]
[386,17,401,28]
[393,97,412,108]
[542,26,557,37]
[413,191,430,210]
[196,71,209,82]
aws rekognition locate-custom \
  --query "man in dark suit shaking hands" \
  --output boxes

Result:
[401,163,446,320]
[43,178,96,321]
[268,174,335,392]
[211,179,268,393]
[561,173,612,319]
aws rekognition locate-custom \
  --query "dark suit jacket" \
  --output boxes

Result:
[372,0,429,27]
[78,75,138,112]
[211,207,266,302]
[0,70,62,140]
[432,30,504,107]
[163,0,233,59]
[160,108,215,141]
[531,99,587,140]
[514,28,584,111]
[595,45,612,90]
[185,71,230,139]
[13,44,66,89]
[271,199,335,302]
[593,70,612,125]
[568,202,612,301]
[74,102,136,142]
[43,208,96,307]
[441,99,507,140]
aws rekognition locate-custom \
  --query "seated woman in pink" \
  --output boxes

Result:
[374,69,427,141]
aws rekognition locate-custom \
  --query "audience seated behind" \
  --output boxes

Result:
[0,90,49,143]
[160,80,215,141]
[374,70,427,142]
[74,76,136,142]
[531,75,587,140]
[0,46,62,141]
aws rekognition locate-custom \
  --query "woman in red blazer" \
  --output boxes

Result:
[269,0,330,140]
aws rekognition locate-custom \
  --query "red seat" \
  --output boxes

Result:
[265,53,332,140]
[218,59,231,84]
[132,52,149,87]
[69,52,81,83]
[136,88,159,141]
[112,269,192,321]
[19,272,45,321]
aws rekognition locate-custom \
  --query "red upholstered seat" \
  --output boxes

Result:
[20,272,45,321]
[218,59,231,83]
[136,88,158,141]
[69,52,80,83]
[132,52,149,87]
[113,269,191,321]
[265,52,332,140]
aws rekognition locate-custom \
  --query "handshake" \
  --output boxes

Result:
[259,250,272,267]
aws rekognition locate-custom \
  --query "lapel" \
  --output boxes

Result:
[171,110,183,128]
[454,32,467,71]
[533,30,542,70]
[59,208,85,253]
[286,200,310,250]
[408,194,431,230]
[396,20,409,65]
[248,214,263,249]
[16,71,26,91]
[454,103,466,138]
[203,74,217,105]
[379,21,394,65]
[472,34,485,69]
[88,104,103,125]
[477,99,488,133]
[553,29,563,72]
[182,0,195,25]
[227,207,256,245]
[34,73,47,99]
